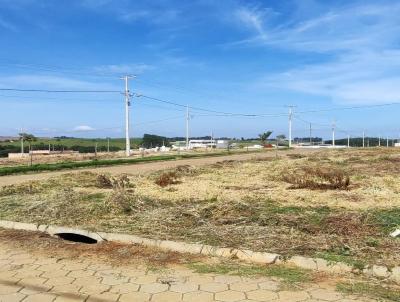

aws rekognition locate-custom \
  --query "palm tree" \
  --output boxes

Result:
[259,131,273,145]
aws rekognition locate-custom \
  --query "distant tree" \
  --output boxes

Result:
[258,131,273,145]
[19,133,37,152]
[276,134,286,140]
[142,134,169,148]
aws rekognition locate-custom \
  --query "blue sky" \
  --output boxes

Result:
[1,0,400,139]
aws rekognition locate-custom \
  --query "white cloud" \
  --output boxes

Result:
[260,50,400,104]
[73,125,95,132]
[232,2,400,53]
[234,6,267,37]
[233,2,400,104]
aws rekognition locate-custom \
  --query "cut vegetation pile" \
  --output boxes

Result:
[155,171,181,187]
[283,166,350,190]
[0,148,399,268]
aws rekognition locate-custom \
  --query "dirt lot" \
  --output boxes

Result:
[0,148,399,269]
[0,149,305,187]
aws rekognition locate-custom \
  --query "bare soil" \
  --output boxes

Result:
[0,228,200,267]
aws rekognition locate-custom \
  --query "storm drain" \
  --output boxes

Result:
[55,232,98,244]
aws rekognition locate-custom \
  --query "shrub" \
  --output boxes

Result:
[95,174,135,213]
[174,165,199,176]
[107,189,133,213]
[96,174,131,189]
[283,166,350,190]
[155,172,180,187]
[106,175,134,213]
[112,174,131,190]
[96,174,114,188]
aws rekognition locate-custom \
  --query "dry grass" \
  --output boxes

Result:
[283,166,350,190]
[0,148,399,267]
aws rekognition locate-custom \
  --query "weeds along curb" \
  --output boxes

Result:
[1,220,399,284]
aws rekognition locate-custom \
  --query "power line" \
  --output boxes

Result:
[293,115,331,128]
[139,94,288,117]
[0,62,121,79]
[2,86,400,114]
[296,102,400,114]
[0,88,121,93]
[0,93,119,102]
[19,116,186,135]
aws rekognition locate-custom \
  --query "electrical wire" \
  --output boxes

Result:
[139,94,288,117]
[0,93,120,103]
[0,62,120,79]
[0,88,121,93]
[293,115,331,128]
[296,102,400,114]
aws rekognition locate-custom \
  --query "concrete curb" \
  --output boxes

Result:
[0,220,398,284]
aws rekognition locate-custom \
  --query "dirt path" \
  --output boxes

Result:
[0,149,316,187]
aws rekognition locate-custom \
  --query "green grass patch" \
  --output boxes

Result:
[81,192,106,202]
[316,251,366,270]
[371,208,400,232]
[188,262,313,284]
[256,201,333,230]
[336,282,400,302]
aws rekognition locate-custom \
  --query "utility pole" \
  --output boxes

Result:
[362,131,365,148]
[387,136,389,148]
[347,134,350,148]
[288,106,295,148]
[309,123,312,144]
[121,75,134,157]
[379,136,381,147]
[20,129,24,154]
[332,120,336,147]
[186,105,190,150]
[107,138,110,153]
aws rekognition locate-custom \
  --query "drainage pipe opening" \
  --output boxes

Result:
[55,232,98,244]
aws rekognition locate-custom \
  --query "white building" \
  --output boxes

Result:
[189,139,229,149]
[171,139,229,150]
[189,139,215,149]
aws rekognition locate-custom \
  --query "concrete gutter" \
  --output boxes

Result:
[0,220,398,284]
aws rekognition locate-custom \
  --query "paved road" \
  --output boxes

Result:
[0,149,316,187]
[0,244,375,302]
